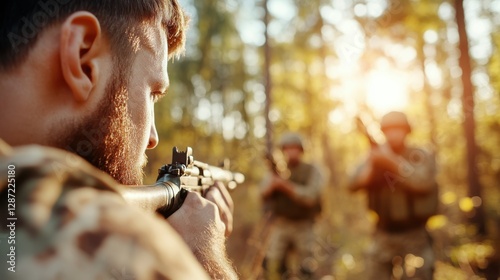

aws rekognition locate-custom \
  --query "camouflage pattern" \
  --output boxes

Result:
[354,146,438,279]
[366,147,438,230]
[267,162,323,220]
[0,139,209,280]
[262,161,324,279]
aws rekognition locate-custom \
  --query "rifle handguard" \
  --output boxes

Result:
[119,147,244,218]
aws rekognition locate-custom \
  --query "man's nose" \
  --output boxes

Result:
[147,122,159,149]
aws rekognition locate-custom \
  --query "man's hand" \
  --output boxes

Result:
[368,145,400,173]
[205,182,234,236]
[262,174,293,198]
[167,191,227,250]
[350,145,400,192]
[167,184,237,280]
[270,175,293,193]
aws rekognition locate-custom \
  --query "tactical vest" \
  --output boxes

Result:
[268,162,322,220]
[368,148,438,231]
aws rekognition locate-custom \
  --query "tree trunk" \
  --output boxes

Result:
[454,0,486,235]
[263,0,273,155]
[416,36,438,155]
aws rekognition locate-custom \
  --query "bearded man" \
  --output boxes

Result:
[0,1,237,279]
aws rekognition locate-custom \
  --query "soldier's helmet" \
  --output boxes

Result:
[279,132,304,151]
[380,111,412,133]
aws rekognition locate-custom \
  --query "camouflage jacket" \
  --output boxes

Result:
[0,139,209,280]
[351,146,439,231]
[262,161,324,221]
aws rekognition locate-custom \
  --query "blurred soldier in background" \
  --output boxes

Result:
[261,132,325,279]
[349,111,438,280]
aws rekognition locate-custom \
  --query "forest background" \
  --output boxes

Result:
[143,0,500,279]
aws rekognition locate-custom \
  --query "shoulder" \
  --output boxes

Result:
[1,143,121,196]
[0,143,207,279]
[300,161,319,173]
[299,162,325,181]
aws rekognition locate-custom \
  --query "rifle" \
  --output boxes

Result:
[264,151,290,179]
[355,116,379,148]
[265,152,279,175]
[118,147,245,218]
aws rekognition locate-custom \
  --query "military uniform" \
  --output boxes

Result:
[354,146,438,280]
[262,161,324,279]
[0,139,209,280]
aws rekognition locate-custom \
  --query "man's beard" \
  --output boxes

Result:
[54,70,146,185]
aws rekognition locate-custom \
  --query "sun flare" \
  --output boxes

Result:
[365,70,409,115]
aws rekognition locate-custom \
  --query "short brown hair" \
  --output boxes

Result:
[0,0,189,71]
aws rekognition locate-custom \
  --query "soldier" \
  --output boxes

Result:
[349,111,438,280]
[0,1,236,279]
[261,133,325,279]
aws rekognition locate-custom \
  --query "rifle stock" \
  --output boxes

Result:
[118,147,244,217]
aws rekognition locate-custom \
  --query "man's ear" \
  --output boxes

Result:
[60,12,104,103]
